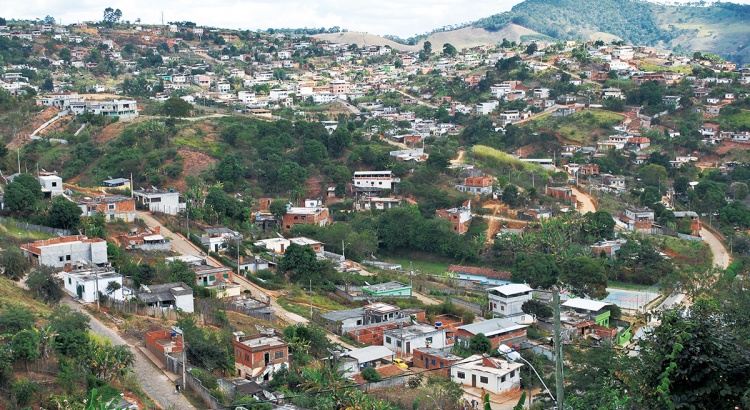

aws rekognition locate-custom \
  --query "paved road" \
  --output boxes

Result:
[62,299,196,410]
[136,211,217,264]
[700,227,731,269]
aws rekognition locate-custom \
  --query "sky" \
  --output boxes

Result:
[6,0,523,38]
[6,0,750,38]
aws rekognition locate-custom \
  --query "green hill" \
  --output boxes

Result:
[472,0,750,64]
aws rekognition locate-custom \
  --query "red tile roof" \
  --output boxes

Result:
[447,265,511,281]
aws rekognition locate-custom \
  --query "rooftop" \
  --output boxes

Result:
[563,298,611,312]
[237,335,286,349]
[488,284,533,297]
[362,281,410,293]
[413,347,463,361]
[64,268,121,282]
[383,324,441,339]
[344,345,394,363]
[457,318,527,337]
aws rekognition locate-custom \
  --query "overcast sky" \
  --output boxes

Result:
[7,0,750,38]
[7,0,522,38]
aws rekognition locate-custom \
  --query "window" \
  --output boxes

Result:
[274,351,284,359]
[66,255,71,261]
[108,204,116,210]
[440,362,444,368]
[396,341,401,348]
[480,376,488,384]
[59,256,64,262]
[457,372,465,379]
[501,375,506,382]
[68,278,71,284]
[245,354,249,361]
[426,337,433,343]
[431,359,435,365]
[151,197,161,203]
[385,336,391,344]
[510,370,515,378]
[501,305,505,311]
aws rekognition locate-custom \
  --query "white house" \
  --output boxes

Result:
[339,345,395,375]
[488,284,533,317]
[136,282,194,312]
[383,324,447,356]
[133,189,183,215]
[451,354,523,394]
[63,267,124,303]
[38,173,64,197]
[21,235,108,269]
[352,171,399,195]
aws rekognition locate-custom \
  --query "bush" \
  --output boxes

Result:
[361,366,382,382]
[11,378,40,407]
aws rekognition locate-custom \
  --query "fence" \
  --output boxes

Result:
[186,370,224,409]
[221,298,275,322]
[357,372,411,390]
[13,359,59,375]
[0,216,71,236]
[103,299,185,321]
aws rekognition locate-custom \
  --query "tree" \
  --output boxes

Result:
[502,184,520,207]
[628,298,750,408]
[167,260,196,287]
[102,7,122,25]
[161,96,192,117]
[638,164,668,187]
[469,333,492,354]
[442,43,457,57]
[26,266,64,304]
[47,196,83,230]
[11,330,40,371]
[361,366,382,382]
[582,210,615,240]
[512,252,559,289]
[0,305,35,334]
[559,256,608,299]
[4,173,43,213]
[522,299,553,319]
[269,199,288,220]
[525,43,538,55]
[423,41,432,55]
[0,248,29,280]
[278,243,322,283]
[673,175,690,196]
[48,306,90,358]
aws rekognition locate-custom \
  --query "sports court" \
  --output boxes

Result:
[603,287,661,313]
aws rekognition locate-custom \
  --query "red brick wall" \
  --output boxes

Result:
[456,329,527,350]
[233,340,289,370]
[145,330,183,364]
[412,349,457,377]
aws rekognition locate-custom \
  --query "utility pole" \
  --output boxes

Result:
[309,279,313,320]
[553,287,564,409]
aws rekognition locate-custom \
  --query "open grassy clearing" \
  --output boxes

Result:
[472,145,545,172]
[529,108,625,144]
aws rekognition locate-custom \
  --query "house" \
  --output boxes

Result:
[456,176,493,195]
[562,298,612,327]
[412,347,462,377]
[601,87,624,99]
[361,281,412,297]
[356,197,402,211]
[352,170,399,195]
[192,265,233,287]
[133,188,183,215]
[68,100,139,120]
[339,345,395,375]
[390,148,427,162]
[290,237,324,254]
[546,186,576,203]
[21,235,108,269]
[237,255,271,273]
[673,211,701,236]
[165,254,206,266]
[145,330,183,366]
[77,195,136,222]
[451,354,523,395]
[580,164,599,176]
[436,200,472,235]
[117,226,171,251]
[622,207,654,232]
[383,324,449,357]
[136,282,194,312]
[488,284,533,317]
[62,267,124,303]
[455,318,528,350]
[200,227,241,253]
[590,238,628,258]
[233,331,290,381]
[281,199,331,230]
[37,172,64,197]
[101,177,132,191]
[320,302,412,334]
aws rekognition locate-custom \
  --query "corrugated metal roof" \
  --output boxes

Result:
[456,318,527,337]
[345,345,394,364]
[562,298,610,312]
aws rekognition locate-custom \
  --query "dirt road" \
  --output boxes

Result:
[571,186,597,214]
[62,299,197,410]
[700,227,731,269]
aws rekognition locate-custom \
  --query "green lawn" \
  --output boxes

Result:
[529,108,625,144]
[608,280,660,292]
[380,256,452,276]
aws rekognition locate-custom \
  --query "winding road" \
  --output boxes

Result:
[700,227,731,269]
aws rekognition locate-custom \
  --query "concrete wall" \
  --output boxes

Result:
[39,241,107,268]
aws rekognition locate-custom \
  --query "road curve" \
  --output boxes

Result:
[700,227,731,269]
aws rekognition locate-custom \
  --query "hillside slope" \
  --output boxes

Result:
[313,24,547,52]
[472,0,750,63]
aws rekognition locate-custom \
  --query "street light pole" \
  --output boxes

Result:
[173,326,186,391]
[425,394,441,410]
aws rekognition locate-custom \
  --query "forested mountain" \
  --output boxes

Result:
[472,0,750,63]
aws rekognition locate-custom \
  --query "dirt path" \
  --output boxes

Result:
[570,185,597,214]
[700,227,731,269]
[62,299,197,410]
[450,149,465,165]
[395,89,437,109]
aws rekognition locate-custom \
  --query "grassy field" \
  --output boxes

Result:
[0,275,53,317]
[608,280,660,292]
[380,255,452,276]
[638,61,693,74]
[472,145,545,172]
[529,109,625,144]
[0,221,55,243]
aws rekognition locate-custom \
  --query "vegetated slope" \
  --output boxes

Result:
[472,0,750,63]
[314,24,547,52]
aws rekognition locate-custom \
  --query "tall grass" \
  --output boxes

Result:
[472,145,545,172]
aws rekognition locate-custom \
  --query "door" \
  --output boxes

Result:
[76,284,83,299]
[472,374,476,388]
[264,352,270,365]
[406,341,411,354]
